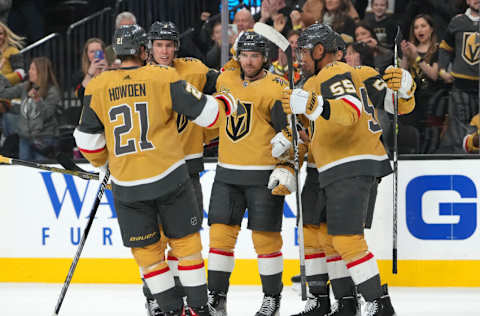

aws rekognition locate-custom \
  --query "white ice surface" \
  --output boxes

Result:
[1,283,480,315]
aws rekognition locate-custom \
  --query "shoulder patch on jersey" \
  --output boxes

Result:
[272,76,288,87]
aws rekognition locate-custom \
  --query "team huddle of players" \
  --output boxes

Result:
[74,20,416,316]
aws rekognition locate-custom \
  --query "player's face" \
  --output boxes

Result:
[345,45,361,67]
[288,34,299,52]
[239,50,264,78]
[413,17,432,44]
[297,47,315,76]
[152,40,175,66]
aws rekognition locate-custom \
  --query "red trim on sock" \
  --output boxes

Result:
[178,262,205,271]
[209,249,234,256]
[346,252,374,269]
[143,266,170,279]
[258,252,282,259]
[167,255,178,261]
[326,256,342,263]
[305,252,326,260]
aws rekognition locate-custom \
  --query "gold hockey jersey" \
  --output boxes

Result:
[214,69,289,185]
[463,114,480,153]
[304,61,392,186]
[173,57,219,174]
[74,64,222,202]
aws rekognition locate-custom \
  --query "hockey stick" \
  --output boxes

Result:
[392,26,401,274]
[52,167,110,316]
[0,154,98,180]
[56,152,98,175]
[254,22,307,301]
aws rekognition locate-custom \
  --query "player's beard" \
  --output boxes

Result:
[242,64,264,80]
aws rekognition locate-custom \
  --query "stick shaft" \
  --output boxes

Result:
[52,169,110,315]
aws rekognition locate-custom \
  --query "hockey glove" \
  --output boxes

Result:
[383,66,415,99]
[215,91,237,116]
[271,128,293,158]
[282,88,324,121]
[268,163,296,196]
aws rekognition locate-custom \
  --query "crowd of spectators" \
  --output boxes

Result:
[0,0,479,161]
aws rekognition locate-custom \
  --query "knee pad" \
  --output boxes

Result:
[131,238,166,268]
[318,223,336,257]
[168,232,203,258]
[209,224,240,251]
[304,224,321,253]
[252,231,282,255]
[331,234,368,262]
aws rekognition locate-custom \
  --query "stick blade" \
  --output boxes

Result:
[253,22,289,52]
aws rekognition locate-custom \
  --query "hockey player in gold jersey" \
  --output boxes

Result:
[206,31,291,316]
[283,32,415,316]
[141,21,220,316]
[281,24,396,316]
[74,25,237,316]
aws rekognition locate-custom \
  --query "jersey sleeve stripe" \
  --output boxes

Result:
[73,128,106,152]
[193,94,219,127]
[339,94,362,118]
[78,146,106,154]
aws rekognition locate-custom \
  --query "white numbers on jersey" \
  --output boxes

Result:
[373,78,387,91]
[185,82,202,100]
[330,79,356,96]
[359,87,382,134]
[109,102,155,156]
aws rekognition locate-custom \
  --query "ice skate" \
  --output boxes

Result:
[208,291,227,316]
[363,285,396,316]
[255,293,281,316]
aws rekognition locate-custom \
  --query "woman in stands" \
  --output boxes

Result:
[400,14,446,154]
[0,57,61,161]
[354,22,393,74]
[0,21,26,85]
[319,0,356,38]
[73,38,107,101]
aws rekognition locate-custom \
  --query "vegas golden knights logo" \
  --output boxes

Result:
[176,113,188,134]
[226,101,252,142]
[462,32,480,65]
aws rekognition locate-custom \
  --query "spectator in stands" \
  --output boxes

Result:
[257,0,287,24]
[400,14,445,154]
[270,30,301,84]
[0,21,25,86]
[345,41,375,68]
[300,0,359,27]
[233,8,254,33]
[436,0,480,154]
[0,56,61,161]
[73,38,107,101]
[319,0,356,38]
[206,20,236,69]
[354,22,393,74]
[115,11,136,29]
[363,0,396,49]
[0,0,11,24]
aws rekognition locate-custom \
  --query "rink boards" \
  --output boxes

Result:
[1,160,480,286]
